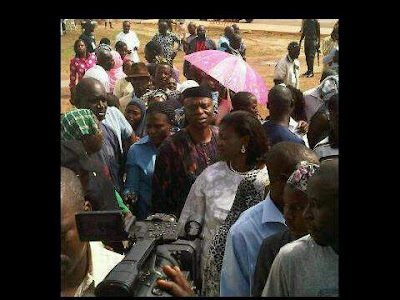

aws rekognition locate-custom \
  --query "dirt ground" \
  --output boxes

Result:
[61,20,331,118]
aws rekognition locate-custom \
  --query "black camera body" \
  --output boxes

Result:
[75,211,202,297]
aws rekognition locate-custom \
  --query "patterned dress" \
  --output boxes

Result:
[202,166,270,296]
[151,32,180,61]
[69,53,97,89]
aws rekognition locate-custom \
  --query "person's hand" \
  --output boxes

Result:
[123,193,137,207]
[156,266,195,297]
[296,120,309,134]
[124,211,133,220]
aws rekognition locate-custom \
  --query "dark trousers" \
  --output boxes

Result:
[305,39,317,73]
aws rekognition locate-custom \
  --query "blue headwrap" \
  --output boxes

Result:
[127,97,147,138]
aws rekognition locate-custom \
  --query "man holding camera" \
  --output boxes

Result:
[61,167,123,297]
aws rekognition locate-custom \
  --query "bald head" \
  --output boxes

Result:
[267,141,319,178]
[96,49,114,71]
[268,85,294,117]
[61,167,85,213]
[308,159,338,202]
[74,77,106,108]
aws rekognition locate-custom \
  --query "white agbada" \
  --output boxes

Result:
[83,65,110,93]
[178,161,245,280]
[116,31,140,63]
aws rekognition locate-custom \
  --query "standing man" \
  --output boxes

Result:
[218,26,234,52]
[184,25,217,78]
[262,158,338,296]
[79,20,97,53]
[274,42,300,89]
[84,49,115,93]
[299,19,320,78]
[151,87,219,218]
[116,20,140,63]
[151,20,181,63]
[104,19,113,29]
[183,22,197,54]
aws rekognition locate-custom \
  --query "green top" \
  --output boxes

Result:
[114,189,131,214]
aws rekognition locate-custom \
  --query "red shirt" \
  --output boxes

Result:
[69,53,97,89]
[195,40,206,52]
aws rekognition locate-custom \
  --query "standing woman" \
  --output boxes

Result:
[69,39,97,93]
[108,50,126,94]
[178,111,270,287]
[123,102,176,220]
[123,97,147,150]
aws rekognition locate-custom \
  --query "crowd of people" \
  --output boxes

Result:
[61,19,339,297]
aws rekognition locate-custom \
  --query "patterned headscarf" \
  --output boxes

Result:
[141,89,168,105]
[61,109,100,141]
[287,161,320,193]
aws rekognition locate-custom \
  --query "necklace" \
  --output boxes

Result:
[229,161,256,175]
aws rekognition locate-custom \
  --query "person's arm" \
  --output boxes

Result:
[151,146,172,214]
[114,189,131,214]
[316,20,321,49]
[323,46,337,65]
[299,22,305,46]
[133,32,140,51]
[220,228,251,296]
[261,249,290,297]
[123,149,140,209]
[69,59,77,90]
[209,39,217,50]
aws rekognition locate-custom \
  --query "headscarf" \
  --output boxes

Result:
[108,50,126,93]
[203,166,270,296]
[126,97,147,138]
[61,109,100,141]
[141,89,168,105]
[286,161,320,193]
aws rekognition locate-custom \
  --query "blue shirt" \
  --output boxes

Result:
[263,121,305,146]
[102,106,133,153]
[220,193,287,296]
[123,135,157,220]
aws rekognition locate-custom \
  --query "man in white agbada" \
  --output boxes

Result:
[84,49,114,93]
[116,20,140,63]
[274,42,301,89]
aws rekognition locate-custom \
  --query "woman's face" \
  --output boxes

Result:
[125,104,142,129]
[146,112,172,148]
[217,123,246,162]
[76,41,86,56]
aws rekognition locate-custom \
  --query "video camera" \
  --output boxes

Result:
[75,211,203,297]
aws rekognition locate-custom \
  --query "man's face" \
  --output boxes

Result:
[236,96,259,118]
[188,24,196,35]
[303,175,338,246]
[98,52,115,71]
[146,112,172,148]
[127,76,151,96]
[159,22,168,34]
[155,65,172,89]
[77,83,108,121]
[197,26,206,39]
[123,22,130,33]
[183,97,214,128]
[61,193,87,280]
[289,45,300,60]
[283,185,309,239]
[225,26,234,38]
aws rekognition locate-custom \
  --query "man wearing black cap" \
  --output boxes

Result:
[151,86,219,219]
[79,20,97,53]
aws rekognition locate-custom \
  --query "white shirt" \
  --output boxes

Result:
[102,106,133,153]
[262,235,339,297]
[73,242,124,297]
[116,31,140,63]
[274,54,300,89]
[178,161,245,278]
[113,77,133,99]
[83,65,110,92]
[313,137,339,160]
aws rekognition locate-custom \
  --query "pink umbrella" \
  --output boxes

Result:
[184,50,268,104]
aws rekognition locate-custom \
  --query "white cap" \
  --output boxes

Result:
[177,80,199,93]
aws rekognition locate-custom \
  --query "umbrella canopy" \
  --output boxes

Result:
[184,50,268,104]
